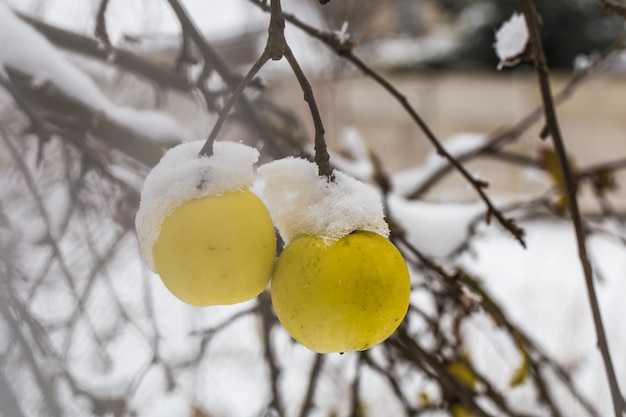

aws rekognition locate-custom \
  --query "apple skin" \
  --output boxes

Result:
[271,231,411,353]
[152,190,276,306]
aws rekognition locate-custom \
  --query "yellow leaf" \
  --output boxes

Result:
[450,403,475,417]
[446,359,479,390]
[538,146,577,211]
[417,391,434,406]
[509,345,531,388]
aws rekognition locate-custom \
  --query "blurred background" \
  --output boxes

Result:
[2,0,626,416]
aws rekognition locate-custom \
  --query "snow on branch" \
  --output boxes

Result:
[494,12,529,70]
[0,3,190,147]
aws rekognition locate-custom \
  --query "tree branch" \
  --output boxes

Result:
[599,0,626,19]
[405,33,626,199]
[94,0,112,51]
[18,13,191,93]
[196,0,333,178]
[518,1,626,416]
[259,292,284,417]
[198,54,270,156]
[248,0,524,244]
[298,354,324,417]
[2,69,165,167]
[283,47,332,179]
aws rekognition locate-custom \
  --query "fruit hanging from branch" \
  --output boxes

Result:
[271,230,410,353]
[259,157,410,353]
[136,140,276,307]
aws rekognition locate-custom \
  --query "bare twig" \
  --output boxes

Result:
[259,292,284,417]
[94,0,112,51]
[390,330,494,417]
[166,0,287,157]
[0,76,51,145]
[0,297,62,417]
[166,0,242,87]
[0,130,78,295]
[396,227,601,416]
[405,33,626,199]
[0,369,27,417]
[248,0,524,244]
[298,354,324,417]
[518,1,625,415]
[362,351,416,414]
[349,352,363,417]
[194,0,333,178]
[283,47,333,179]
[198,54,270,156]
[599,0,626,19]
[18,13,191,93]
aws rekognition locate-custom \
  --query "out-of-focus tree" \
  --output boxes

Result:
[1,1,626,417]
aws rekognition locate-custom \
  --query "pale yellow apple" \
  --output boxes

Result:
[271,231,410,353]
[152,189,276,306]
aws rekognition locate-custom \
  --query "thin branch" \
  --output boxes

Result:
[404,32,626,199]
[0,130,78,295]
[599,0,626,19]
[198,54,270,156]
[397,226,600,416]
[166,0,242,87]
[165,0,287,158]
[298,354,324,417]
[94,0,112,51]
[196,0,333,178]
[0,298,62,417]
[182,307,259,367]
[362,351,415,414]
[390,330,494,417]
[349,352,363,417]
[283,47,332,179]
[518,1,625,416]
[0,369,27,417]
[257,0,333,179]
[248,0,524,244]
[0,76,51,144]
[18,13,191,93]
[259,292,284,417]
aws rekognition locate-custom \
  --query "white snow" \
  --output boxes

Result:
[328,127,374,181]
[389,195,486,258]
[0,3,190,145]
[334,21,351,44]
[258,157,389,244]
[494,12,529,70]
[135,140,260,271]
[458,222,626,416]
[392,133,487,196]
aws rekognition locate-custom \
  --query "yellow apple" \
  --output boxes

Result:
[271,230,410,353]
[152,189,276,306]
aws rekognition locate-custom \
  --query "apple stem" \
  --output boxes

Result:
[195,0,334,181]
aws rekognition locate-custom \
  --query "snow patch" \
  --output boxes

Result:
[329,127,374,181]
[258,157,389,243]
[135,140,260,271]
[494,12,529,70]
[389,195,485,258]
[0,3,190,145]
[392,133,486,196]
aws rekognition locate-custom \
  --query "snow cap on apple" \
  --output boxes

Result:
[258,157,390,243]
[135,140,260,271]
